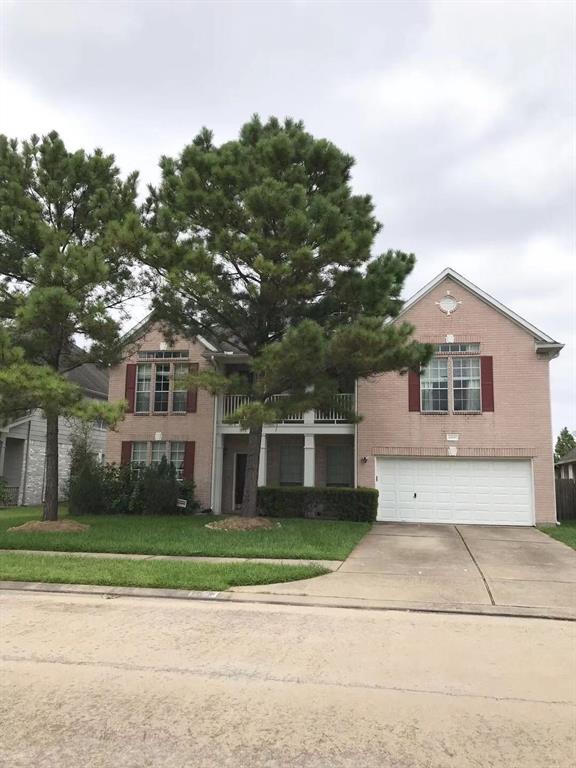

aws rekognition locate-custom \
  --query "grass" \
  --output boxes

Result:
[0,551,327,591]
[0,507,370,560]
[539,521,576,551]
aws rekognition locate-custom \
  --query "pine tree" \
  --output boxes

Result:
[0,131,142,520]
[145,116,432,516]
[555,427,576,463]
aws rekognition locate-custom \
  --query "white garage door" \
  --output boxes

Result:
[376,458,534,526]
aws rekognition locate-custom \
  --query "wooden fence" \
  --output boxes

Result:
[556,479,576,521]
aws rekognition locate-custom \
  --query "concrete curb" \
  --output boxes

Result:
[1,581,574,622]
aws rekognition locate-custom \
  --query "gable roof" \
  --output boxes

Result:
[556,446,576,466]
[120,312,241,354]
[398,267,561,347]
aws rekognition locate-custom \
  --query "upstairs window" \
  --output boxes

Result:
[172,363,189,412]
[421,358,449,412]
[435,343,480,354]
[135,364,152,413]
[453,357,481,412]
[138,350,189,360]
[154,364,170,412]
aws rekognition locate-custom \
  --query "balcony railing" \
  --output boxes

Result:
[314,393,354,423]
[220,393,354,424]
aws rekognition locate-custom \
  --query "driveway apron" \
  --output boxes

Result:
[233,523,576,618]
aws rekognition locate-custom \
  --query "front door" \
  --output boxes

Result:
[234,453,248,508]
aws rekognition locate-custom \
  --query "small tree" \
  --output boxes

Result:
[145,116,432,516]
[555,427,576,463]
[0,131,142,520]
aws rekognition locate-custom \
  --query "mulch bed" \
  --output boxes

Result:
[205,517,280,532]
[7,520,90,533]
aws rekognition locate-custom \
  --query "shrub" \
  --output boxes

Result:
[257,486,378,522]
[68,458,106,516]
[68,453,200,516]
[177,479,201,514]
[0,477,11,507]
[100,463,138,515]
[129,457,179,516]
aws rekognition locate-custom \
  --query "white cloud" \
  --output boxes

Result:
[0,76,88,141]
[338,68,507,140]
[445,124,574,204]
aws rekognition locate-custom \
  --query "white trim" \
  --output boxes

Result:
[197,335,218,353]
[398,267,560,345]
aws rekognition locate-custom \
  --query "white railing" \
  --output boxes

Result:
[268,394,304,422]
[221,393,354,424]
[221,394,252,419]
[221,394,304,423]
[314,393,354,423]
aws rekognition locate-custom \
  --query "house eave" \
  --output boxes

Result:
[397,267,561,348]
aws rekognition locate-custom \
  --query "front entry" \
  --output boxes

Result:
[234,453,248,509]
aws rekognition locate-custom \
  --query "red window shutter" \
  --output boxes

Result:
[183,441,195,480]
[481,356,494,412]
[408,370,421,412]
[120,441,132,465]
[125,364,137,413]
[187,363,199,413]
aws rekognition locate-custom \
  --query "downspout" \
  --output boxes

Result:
[209,355,219,513]
[354,379,359,488]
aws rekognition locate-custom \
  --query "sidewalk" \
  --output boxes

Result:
[0,548,341,571]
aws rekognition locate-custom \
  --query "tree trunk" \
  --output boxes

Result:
[42,410,59,521]
[240,424,262,517]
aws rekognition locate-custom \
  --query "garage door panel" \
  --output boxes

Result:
[376,458,533,526]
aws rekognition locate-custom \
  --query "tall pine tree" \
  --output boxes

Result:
[0,131,142,520]
[145,116,432,516]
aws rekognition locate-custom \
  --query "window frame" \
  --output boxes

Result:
[452,356,482,413]
[420,354,483,415]
[133,361,192,415]
[279,444,304,487]
[131,441,149,468]
[172,363,189,413]
[135,363,152,414]
[325,445,354,487]
[420,357,449,413]
[131,441,186,479]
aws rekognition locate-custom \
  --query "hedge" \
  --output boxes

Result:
[257,486,378,522]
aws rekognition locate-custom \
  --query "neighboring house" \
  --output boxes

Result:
[556,447,576,480]
[0,364,109,506]
[107,268,562,526]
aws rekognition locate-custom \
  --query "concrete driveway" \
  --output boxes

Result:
[235,524,576,618]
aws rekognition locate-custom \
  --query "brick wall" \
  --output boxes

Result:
[107,327,216,509]
[357,277,557,524]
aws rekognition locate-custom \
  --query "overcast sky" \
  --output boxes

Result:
[1,0,574,435]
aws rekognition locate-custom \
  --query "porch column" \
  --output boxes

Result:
[258,434,267,486]
[0,436,6,478]
[304,434,315,487]
[211,435,224,515]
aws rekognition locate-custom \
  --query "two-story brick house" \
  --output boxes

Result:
[107,268,562,526]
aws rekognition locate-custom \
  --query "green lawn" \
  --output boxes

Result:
[0,507,370,560]
[540,521,576,551]
[0,552,327,591]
